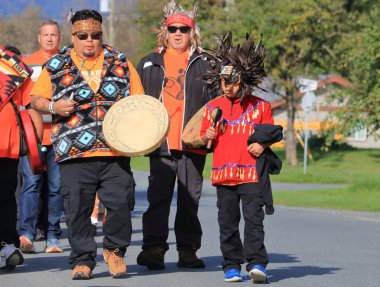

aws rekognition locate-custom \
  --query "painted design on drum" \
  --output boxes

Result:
[103,95,169,156]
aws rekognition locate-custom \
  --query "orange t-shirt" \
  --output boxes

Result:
[71,49,104,93]
[24,49,58,146]
[0,79,33,158]
[31,49,144,158]
[32,50,143,101]
[163,48,188,150]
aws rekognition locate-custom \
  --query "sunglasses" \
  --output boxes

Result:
[74,32,103,40]
[167,26,191,34]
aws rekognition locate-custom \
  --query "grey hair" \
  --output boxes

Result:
[39,20,61,34]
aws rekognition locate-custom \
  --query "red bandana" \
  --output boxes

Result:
[166,14,195,28]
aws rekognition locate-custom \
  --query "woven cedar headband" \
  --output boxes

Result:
[72,20,102,33]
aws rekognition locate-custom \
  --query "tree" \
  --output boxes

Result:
[0,4,42,54]
[103,1,142,63]
[135,0,168,56]
[328,2,380,140]
[226,0,354,166]
[134,0,378,165]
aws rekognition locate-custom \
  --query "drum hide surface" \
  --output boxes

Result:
[103,95,169,156]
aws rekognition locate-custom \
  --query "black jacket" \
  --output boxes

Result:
[137,49,212,156]
[248,124,283,215]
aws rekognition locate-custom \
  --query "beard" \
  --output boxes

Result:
[83,51,96,58]
[83,45,102,58]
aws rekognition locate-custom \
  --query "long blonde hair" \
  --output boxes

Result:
[154,25,202,55]
[155,0,202,56]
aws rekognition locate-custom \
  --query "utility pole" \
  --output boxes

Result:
[297,77,318,175]
[224,0,236,13]
[100,0,114,46]
[109,0,115,47]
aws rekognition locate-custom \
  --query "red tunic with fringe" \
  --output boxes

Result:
[200,94,274,186]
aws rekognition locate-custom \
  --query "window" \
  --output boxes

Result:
[347,125,367,141]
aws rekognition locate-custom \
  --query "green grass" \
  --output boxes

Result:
[131,145,380,212]
[131,156,150,172]
[274,183,380,212]
[272,147,380,184]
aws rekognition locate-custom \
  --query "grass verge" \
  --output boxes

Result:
[131,147,380,212]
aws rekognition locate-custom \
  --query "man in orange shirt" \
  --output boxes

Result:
[18,20,64,255]
[136,0,212,270]
[0,46,42,271]
[31,9,144,280]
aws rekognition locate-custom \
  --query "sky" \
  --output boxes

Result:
[0,0,129,21]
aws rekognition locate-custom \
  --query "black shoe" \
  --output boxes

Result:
[137,245,165,270]
[177,248,205,268]
[0,244,24,270]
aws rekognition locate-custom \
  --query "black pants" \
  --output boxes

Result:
[216,183,269,272]
[142,151,206,251]
[59,157,135,270]
[0,158,20,249]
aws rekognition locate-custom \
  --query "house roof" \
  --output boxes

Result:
[270,74,353,110]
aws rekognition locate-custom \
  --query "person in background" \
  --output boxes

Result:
[0,45,42,271]
[136,0,212,270]
[31,9,144,280]
[90,193,101,235]
[18,20,64,254]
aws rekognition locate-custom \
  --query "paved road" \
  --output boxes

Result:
[1,170,379,287]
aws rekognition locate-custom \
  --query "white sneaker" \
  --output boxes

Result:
[249,264,268,283]
[0,242,24,270]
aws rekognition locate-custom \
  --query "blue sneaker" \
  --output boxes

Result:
[224,269,243,282]
[249,265,267,283]
[45,238,63,253]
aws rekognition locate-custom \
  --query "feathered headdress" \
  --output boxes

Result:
[156,0,202,56]
[203,31,266,100]
[161,0,198,28]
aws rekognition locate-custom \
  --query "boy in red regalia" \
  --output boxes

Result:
[200,32,282,283]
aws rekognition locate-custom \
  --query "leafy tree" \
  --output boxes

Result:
[328,2,380,141]
[224,0,355,166]
[0,4,42,54]
[103,1,142,63]
[135,0,168,56]
[134,0,379,165]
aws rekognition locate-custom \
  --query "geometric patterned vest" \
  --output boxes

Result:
[45,45,130,162]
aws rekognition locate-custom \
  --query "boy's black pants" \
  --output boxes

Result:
[216,182,269,272]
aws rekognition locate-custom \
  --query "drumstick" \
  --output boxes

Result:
[68,92,74,103]
[207,107,222,149]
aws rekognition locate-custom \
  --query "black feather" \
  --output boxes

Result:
[203,31,266,100]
